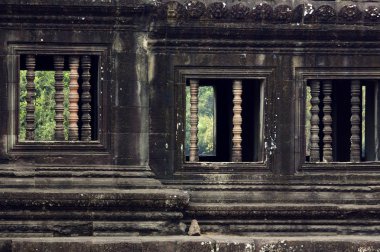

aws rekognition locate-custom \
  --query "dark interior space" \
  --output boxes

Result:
[186,79,262,162]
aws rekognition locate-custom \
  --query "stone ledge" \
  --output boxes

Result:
[185,203,380,235]
[0,189,189,210]
[0,189,189,236]
[0,0,149,6]
[2,235,380,252]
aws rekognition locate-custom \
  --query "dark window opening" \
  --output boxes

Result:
[305,80,379,162]
[185,79,263,162]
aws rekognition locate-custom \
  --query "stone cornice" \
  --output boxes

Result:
[0,0,379,28]
[0,1,153,19]
[0,0,151,7]
[155,1,380,25]
[0,1,153,28]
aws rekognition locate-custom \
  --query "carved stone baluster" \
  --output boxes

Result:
[232,80,243,162]
[310,80,320,162]
[189,79,199,162]
[350,80,361,162]
[80,56,92,141]
[54,56,65,141]
[69,56,80,141]
[25,55,36,141]
[322,80,333,162]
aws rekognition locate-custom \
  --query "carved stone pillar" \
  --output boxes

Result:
[350,80,361,162]
[310,80,320,162]
[189,79,199,162]
[232,80,243,162]
[54,56,65,141]
[322,80,333,162]
[81,56,92,141]
[69,56,80,141]
[25,55,36,141]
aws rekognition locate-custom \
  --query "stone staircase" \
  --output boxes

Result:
[0,165,189,237]
[2,163,380,250]
[166,171,380,236]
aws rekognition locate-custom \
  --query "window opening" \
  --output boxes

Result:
[18,54,99,142]
[305,80,379,162]
[185,78,263,162]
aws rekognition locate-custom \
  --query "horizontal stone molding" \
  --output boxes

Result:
[0,1,379,26]
[0,189,189,210]
[155,1,380,25]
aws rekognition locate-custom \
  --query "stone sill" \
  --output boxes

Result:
[3,235,380,251]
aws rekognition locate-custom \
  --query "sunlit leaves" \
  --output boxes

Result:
[19,70,70,141]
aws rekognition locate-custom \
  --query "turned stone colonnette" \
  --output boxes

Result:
[69,56,80,141]
[80,56,92,141]
[189,79,199,162]
[322,80,333,162]
[231,80,243,162]
[309,80,320,162]
[25,55,36,141]
[350,80,361,162]
[54,56,65,141]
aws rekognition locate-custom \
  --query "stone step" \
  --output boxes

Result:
[0,165,161,189]
[186,203,380,235]
[0,210,183,221]
[0,221,183,237]
[189,220,380,236]
[0,188,189,210]
[0,177,162,189]
[188,189,380,204]
[187,202,380,219]
[0,165,155,177]
[0,189,189,237]
[2,235,380,251]
[169,172,380,185]
[168,184,380,192]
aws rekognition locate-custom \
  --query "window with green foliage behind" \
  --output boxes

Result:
[19,70,70,141]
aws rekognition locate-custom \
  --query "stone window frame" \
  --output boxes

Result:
[295,67,380,172]
[7,44,110,155]
[174,66,274,173]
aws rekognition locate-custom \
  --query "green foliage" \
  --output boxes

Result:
[19,71,27,140]
[185,86,215,156]
[35,71,56,140]
[19,70,70,141]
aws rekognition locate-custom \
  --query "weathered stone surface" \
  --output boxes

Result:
[1,0,380,239]
[0,186,188,236]
[90,241,142,252]
[188,219,201,236]
[215,238,255,252]
[176,239,215,252]
[142,240,177,252]
[4,236,380,252]
[0,240,11,252]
